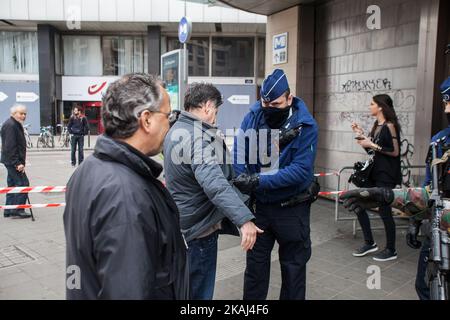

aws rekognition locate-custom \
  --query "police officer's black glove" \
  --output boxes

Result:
[232,174,260,195]
[339,187,394,215]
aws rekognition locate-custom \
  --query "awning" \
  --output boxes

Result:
[218,0,317,16]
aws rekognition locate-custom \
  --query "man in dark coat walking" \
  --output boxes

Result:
[1,104,31,219]
[64,74,188,300]
[67,105,89,167]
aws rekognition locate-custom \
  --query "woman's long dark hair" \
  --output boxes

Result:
[369,94,401,138]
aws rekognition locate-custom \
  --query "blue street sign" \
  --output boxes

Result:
[178,16,192,44]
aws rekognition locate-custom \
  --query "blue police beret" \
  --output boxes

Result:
[441,77,450,102]
[260,69,289,102]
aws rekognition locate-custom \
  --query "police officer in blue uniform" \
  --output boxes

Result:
[232,69,318,300]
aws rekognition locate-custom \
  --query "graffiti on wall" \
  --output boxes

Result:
[341,78,392,93]
[339,112,412,136]
[400,138,415,187]
[316,87,418,186]
[318,90,415,113]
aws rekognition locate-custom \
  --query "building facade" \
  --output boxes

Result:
[222,0,450,189]
[0,0,266,133]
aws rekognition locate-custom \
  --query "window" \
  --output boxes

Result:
[0,31,38,74]
[257,37,265,78]
[167,37,209,77]
[103,36,145,75]
[63,36,102,76]
[143,37,148,74]
[212,37,254,77]
[54,34,62,75]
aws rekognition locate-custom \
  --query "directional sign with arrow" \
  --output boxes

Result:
[0,91,8,102]
[16,92,39,103]
[227,95,250,105]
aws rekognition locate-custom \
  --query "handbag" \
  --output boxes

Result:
[348,152,374,187]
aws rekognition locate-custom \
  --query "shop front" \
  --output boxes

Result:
[61,76,119,135]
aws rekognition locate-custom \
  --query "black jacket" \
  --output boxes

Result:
[64,135,189,300]
[1,117,26,167]
[67,115,89,135]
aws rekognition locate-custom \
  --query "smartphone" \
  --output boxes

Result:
[354,136,365,140]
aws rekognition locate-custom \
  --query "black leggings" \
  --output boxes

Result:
[356,181,396,251]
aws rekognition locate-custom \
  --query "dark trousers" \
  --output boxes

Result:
[415,238,430,300]
[187,231,218,300]
[355,181,396,250]
[244,201,312,300]
[71,135,84,166]
[4,165,29,216]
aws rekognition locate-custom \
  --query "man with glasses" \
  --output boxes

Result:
[164,82,263,300]
[64,74,188,299]
[1,104,31,219]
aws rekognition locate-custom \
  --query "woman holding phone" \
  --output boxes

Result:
[350,94,402,261]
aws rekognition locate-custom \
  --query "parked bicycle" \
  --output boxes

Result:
[36,126,54,148]
[23,123,33,148]
[57,124,70,148]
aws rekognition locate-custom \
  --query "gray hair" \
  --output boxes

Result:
[102,73,165,139]
[10,103,27,115]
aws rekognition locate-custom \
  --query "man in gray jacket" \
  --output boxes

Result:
[164,83,262,300]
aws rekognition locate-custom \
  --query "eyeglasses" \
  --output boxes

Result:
[151,110,180,125]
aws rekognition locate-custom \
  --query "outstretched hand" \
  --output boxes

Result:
[240,221,264,251]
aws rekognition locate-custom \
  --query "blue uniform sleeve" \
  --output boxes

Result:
[258,124,318,191]
[233,113,251,176]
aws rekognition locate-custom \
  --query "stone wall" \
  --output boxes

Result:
[314,0,421,190]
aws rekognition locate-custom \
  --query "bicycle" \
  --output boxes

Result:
[23,123,33,148]
[57,124,70,148]
[36,126,54,148]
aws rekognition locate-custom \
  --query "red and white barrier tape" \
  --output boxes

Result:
[319,187,424,197]
[0,186,66,194]
[314,172,339,177]
[0,186,425,210]
[1,176,340,194]
[0,203,66,210]
[318,191,345,196]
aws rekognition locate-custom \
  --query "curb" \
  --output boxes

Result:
[27,148,95,152]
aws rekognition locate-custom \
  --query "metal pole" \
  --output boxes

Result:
[430,142,442,263]
[26,195,35,222]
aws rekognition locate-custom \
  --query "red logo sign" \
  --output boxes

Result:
[88,82,107,95]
